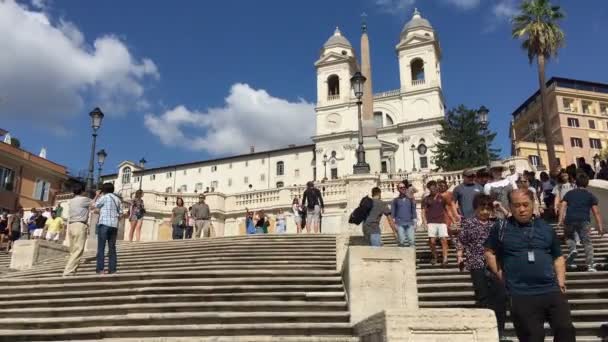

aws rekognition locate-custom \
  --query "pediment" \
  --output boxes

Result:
[315,52,355,67]
[396,34,434,50]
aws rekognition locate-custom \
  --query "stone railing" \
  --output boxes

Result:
[373,89,400,99]
[412,79,425,86]
[327,94,340,102]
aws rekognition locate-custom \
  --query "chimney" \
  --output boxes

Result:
[250,145,255,153]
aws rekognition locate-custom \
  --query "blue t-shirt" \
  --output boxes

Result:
[563,188,598,224]
[485,218,562,296]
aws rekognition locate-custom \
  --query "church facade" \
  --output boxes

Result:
[101,10,446,198]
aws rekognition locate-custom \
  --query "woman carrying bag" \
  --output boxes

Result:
[171,197,188,240]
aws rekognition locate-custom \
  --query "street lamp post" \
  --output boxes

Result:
[351,72,370,174]
[397,136,408,175]
[477,106,490,165]
[529,120,545,171]
[139,157,147,190]
[86,108,104,191]
[322,154,328,182]
[96,149,107,187]
[410,144,417,172]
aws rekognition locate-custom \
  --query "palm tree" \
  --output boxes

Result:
[512,0,565,171]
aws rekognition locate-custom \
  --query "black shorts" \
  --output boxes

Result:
[10,231,20,241]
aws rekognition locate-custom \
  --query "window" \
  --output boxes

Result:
[134,176,140,184]
[261,159,265,165]
[381,161,388,174]
[276,161,284,176]
[183,170,187,175]
[582,101,594,114]
[331,168,338,180]
[327,74,340,98]
[601,103,608,115]
[590,138,602,149]
[294,153,299,160]
[179,185,187,193]
[122,167,131,184]
[563,98,576,112]
[198,168,202,173]
[211,181,218,189]
[419,157,429,169]
[228,178,232,187]
[244,176,249,184]
[229,163,233,169]
[166,172,173,179]
[567,118,580,128]
[386,115,394,126]
[33,179,50,201]
[589,120,596,129]
[165,187,173,193]
[245,161,248,167]
[528,155,540,166]
[0,167,15,191]
[150,174,156,181]
[294,169,300,178]
[410,58,425,82]
[276,181,284,188]
[211,166,217,172]
[373,112,383,129]
[260,174,266,181]
[195,183,203,192]
[570,137,583,148]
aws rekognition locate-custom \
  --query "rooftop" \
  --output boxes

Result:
[511,77,608,118]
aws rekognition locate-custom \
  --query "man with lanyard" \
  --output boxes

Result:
[485,189,575,342]
[391,181,417,247]
[191,195,211,239]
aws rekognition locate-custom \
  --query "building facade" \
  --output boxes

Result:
[0,129,68,212]
[102,10,446,198]
[511,77,608,169]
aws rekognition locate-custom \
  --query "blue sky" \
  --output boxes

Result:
[1,0,607,176]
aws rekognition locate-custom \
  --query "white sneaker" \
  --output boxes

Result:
[588,265,598,272]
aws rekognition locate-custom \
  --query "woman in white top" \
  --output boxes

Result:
[292,197,302,234]
[276,209,286,234]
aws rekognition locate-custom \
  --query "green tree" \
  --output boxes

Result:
[433,105,500,171]
[512,0,565,170]
[10,137,20,148]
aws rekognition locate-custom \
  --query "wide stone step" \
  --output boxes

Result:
[6,285,345,301]
[2,292,347,308]
[419,288,608,301]
[98,336,360,342]
[2,269,340,284]
[0,311,351,330]
[417,271,608,283]
[2,301,349,318]
[0,322,354,341]
[417,278,608,292]
[2,276,344,295]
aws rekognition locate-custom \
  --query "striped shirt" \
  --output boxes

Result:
[95,194,123,228]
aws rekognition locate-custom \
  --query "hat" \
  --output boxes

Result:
[462,169,476,177]
[489,161,505,170]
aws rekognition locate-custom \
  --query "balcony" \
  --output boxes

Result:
[412,79,425,87]
[327,94,340,102]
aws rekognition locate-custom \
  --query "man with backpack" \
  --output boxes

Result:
[391,181,417,247]
[485,189,575,342]
[301,181,324,234]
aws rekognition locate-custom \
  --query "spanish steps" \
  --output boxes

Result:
[0,225,605,341]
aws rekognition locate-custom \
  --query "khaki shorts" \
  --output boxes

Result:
[306,205,321,224]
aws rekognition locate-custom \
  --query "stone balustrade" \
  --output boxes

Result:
[373,89,400,99]
[327,94,340,101]
[412,79,425,86]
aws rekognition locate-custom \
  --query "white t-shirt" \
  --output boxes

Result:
[506,172,519,189]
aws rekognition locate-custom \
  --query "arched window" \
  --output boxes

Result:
[410,58,425,82]
[122,167,131,184]
[327,75,340,97]
[276,181,284,188]
[276,161,285,176]
[373,111,383,128]
[386,115,394,126]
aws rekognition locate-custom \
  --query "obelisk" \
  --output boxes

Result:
[360,18,376,137]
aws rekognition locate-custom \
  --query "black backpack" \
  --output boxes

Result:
[349,196,374,225]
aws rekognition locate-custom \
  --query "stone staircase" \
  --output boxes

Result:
[0,251,10,274]
[0,235,358,342]
[382,226,608,341]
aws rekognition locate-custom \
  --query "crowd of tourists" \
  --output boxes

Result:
[352,159,606,342]
[0,205,66,252]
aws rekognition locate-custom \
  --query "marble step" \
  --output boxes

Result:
[0,311,352,330]
[0,322,354,341]
[1,292,347,308]
[417,272,608,283]
[420,298,608,311]
[91,336,360,342]
[419,288,608,301]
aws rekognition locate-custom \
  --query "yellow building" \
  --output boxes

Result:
[511,77,608,170]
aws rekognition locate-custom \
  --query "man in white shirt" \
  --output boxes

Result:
[506,164,519,189]
[484,161,513,219]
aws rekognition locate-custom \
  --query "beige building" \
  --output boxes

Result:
[0,129,68,212]
[511,77,608,170]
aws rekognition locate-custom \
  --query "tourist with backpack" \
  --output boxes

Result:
[558,172,605,272]
[485,189,575,342]
[391,181,417,247]
[301,181,324,234]
[361,187,395,247]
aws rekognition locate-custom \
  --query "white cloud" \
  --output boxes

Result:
[0,0,159,124]
[493,0,519,20]
[442,0,480,10]
[374,0,416,14]
[144,83,316,156]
